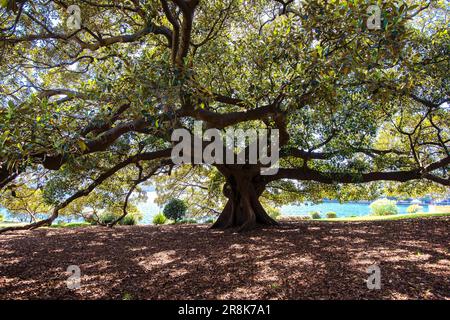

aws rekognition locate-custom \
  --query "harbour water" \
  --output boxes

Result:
[135,194,430,224]
[0,191,432,225]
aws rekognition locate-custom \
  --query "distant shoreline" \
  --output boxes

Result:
[2,196,450,225]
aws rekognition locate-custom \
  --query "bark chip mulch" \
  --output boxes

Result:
[0,217,449,299]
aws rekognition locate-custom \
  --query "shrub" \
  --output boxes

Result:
[0,213,4,222]
[310,211,321,219]
[152,213,167,225]
[98,211,141,226]
[407,204,422,214]
[177,218,197,224]
[163,198,187,222]
[370,199,398,216]
[119,214,138,226]
[326,212,337,219]
[98,212,116,224]
[267,207,281,220]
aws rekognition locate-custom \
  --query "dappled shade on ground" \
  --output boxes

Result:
[0,217,449,299]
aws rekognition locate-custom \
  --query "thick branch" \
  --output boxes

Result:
[266,156,450,186]
[268,167,424,184]
[180,104,277,129]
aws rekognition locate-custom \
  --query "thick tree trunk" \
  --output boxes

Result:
[211,171,278,231]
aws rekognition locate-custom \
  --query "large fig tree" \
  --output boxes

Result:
[0,0,448,232]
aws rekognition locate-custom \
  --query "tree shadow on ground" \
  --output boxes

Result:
[0,217,448,299]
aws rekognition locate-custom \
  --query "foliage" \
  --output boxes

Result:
[370,199,399,216]
[315,212,450,221]
[407,204,423,213]
[98,208,142,225]
[47,166,148,220]
[0,0,448,231]
[0,185,51,222]
[98,212,117,225]
[176,218,197,224]
[326,212,337,219]
[0,213,3,222]
[163,199,188,222]
[119,215,139,226]
[152,213,167,225]
[50,222,91,228]
[310,211,322,219]
[154,165,226,216]
[83,214,98,225]
[266,206,281,220]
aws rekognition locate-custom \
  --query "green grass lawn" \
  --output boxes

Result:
[317,212,450,222]
[0,221,27,228]
[48,222,92,228]
[0,221,92,229]
[2,212,450,230]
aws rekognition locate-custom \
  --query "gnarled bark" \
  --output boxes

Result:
[212,169,278,231]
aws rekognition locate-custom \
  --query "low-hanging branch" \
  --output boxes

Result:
[0,149,173,234]
[265,156,450,186]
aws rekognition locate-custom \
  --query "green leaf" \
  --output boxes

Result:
[317,45,324,58]
[77,140,88,152]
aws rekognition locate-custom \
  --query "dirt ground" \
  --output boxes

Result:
[0,217,449,300]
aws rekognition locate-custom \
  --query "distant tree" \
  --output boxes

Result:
[326,212,337,219]
[370,199,399,216]
[97,204,143,226]
[310,212,321,220]
[0,186,51,223]
[163,199,188,222]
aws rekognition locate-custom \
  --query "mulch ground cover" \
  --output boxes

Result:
[0,217,449,299]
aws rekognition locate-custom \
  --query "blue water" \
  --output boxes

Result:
[281,202,428,218]
[1,191,429,225]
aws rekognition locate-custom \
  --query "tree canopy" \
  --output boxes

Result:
[0,0,448,232]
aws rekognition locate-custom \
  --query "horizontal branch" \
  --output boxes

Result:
[1,20,172,50]
[281,147,410,160]
[267,167,423,184]
[265,155,450,186]
[80,103,132,137]
[180,104,277,128]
